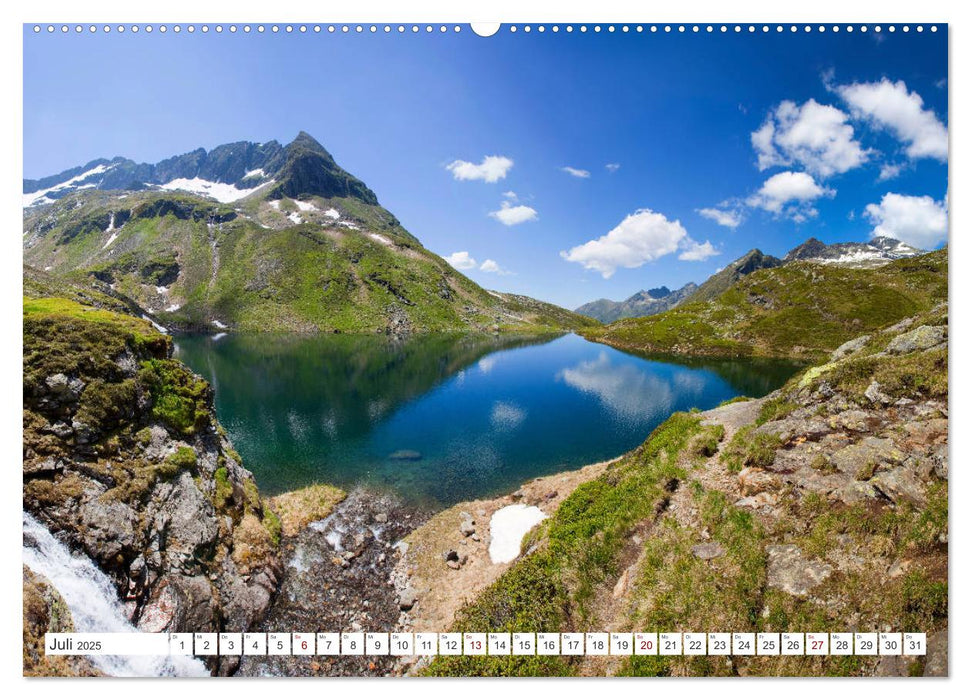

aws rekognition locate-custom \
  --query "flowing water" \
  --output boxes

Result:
[22,511,209,677]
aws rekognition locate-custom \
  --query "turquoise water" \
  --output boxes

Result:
[175,333,800,508]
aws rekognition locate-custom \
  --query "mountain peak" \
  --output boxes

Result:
[269,131,378,204]
[288,131,332,158]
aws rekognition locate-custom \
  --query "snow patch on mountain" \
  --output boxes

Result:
[23,163,114,208]
[158,177,270,203]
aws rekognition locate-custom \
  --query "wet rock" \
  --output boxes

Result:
[765,544,832,596]
[692,542,726,560]
[886,325,947,355]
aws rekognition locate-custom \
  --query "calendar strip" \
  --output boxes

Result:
[46,632,926,657]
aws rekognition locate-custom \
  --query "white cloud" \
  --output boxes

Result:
[698,207,743,229]
[878,163,905,181]
[480,259,512,275]
[444,251,478,270]
[752,99,868,177]
[864,192,947,249]
[746,171,835,220]
[562,166,591,178]
[837,78,948,161]
[502,190,518,200]
[490,201,538,226]
[678,240,719,261]
[605,163,621,173]
[446,155,514,183]
[560,208,705,278]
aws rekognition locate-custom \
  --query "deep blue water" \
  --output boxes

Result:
[175,333,800,508]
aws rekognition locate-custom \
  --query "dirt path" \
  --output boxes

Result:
[577,398,764,676]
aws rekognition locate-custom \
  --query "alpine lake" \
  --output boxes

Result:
[175,332,801,509]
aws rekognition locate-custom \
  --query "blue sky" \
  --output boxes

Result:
[24,25,948,309]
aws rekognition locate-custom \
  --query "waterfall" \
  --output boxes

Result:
[22,511,209,677]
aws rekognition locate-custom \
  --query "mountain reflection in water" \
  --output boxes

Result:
[176,333,801,508]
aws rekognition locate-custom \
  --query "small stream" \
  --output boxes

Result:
[22,511,209,678]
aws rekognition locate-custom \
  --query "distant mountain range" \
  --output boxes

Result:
[575,284,699,323]
[784,236,924,267]
[22,132,594,334]
[575,237,925,323]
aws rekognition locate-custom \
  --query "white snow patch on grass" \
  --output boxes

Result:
[369,233,392,246]
[488,504,548,564]
[158,177,271,203]
[323,208,340,220]
[294,200,318,212]
[212,319,228,329]
[165,304,181,312]
[243,168,265,179]
[269,201,281,210]
[288,212,302,225]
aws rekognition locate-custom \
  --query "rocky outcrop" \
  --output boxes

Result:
[23,567,102,677]
[23,300,282,674]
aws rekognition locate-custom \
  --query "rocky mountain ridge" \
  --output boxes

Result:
[575,282,699,323]
[575,236,927,324]
[23,132,377,208]
[23,132,595,335]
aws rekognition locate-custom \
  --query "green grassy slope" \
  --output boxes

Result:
[23,189,597,334]
[583,250,947,363]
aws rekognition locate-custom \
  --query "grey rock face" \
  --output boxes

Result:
[831,335,870,361]
[886,325,947,355]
